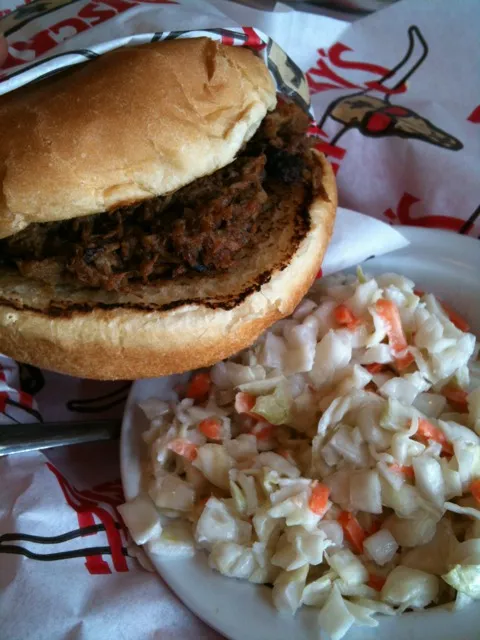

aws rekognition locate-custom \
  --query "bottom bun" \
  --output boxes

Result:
[0,153,336,379]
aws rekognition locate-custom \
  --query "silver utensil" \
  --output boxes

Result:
[0,419,122,457]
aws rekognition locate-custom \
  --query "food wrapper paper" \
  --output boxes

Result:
[0,0,478,637]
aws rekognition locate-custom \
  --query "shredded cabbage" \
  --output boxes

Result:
[259,332,286,370]
[350,598,396,616]
[381,566,439,610]
[443,564,480,599]
[444,501,480,520]
[252,505,283,546]
[380,481,433,519]
[440,458,462,500]
[148,474,195,512]
[317,521,344,547]
[224,433,257,460]
[139,398,170,420]
[431,334,476,381]
[453,441,480,489]
[256,452,301,479]
[310,330,352,387]
[122,269,480,639]
[347,279,380,316]
[317,585,355,640]
[269,489,322,531]
[363,529,398,566]
[229,470,258,516]
[357,344,393,365]
[195,498,251,550]
[252,384,292,425]
[334,580,377,599]
[365,308,387,349]
[146,520,196,559]
[344,600,379,628]
[401,519,457,575]
[118,494,163,546]
[412,455,445,508]
[272,527,330,570]
[209,542,256,579]
[302,573,334,607]
[383,512,438,547]
[225,362,266,386]
[284,323,318,374]
[469,387,480,435]
[379,398,416,432]
[272,565,308,614]
[192,444,234,490]
[380,372,429,405]
[328,548,368,586]
[349,469,382,514]
[413,392,447,418]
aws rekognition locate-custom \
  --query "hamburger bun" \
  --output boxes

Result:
[0,38,337,380]
[0,38,276,238]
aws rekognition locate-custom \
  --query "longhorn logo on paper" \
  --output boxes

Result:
[0,463,131,574]
[384,193,480,236]
[308,26,463,168]
[66,382,130,414]
[467,105,480,124]
[0,358,43,424]
[0,0,178,72]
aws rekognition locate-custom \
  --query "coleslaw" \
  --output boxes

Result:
[119,269,480,639]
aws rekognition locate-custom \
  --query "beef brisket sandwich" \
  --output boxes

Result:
[0,37,337,380]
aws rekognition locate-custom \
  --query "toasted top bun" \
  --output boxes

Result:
[0,38,276,239]
[0,153,337,380]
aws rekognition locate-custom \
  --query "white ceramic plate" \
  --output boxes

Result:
[121,226,480,640]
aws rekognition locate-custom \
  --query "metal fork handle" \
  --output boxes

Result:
[0,419,122,457]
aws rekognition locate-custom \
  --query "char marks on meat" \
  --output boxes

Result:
[0,101,316,292]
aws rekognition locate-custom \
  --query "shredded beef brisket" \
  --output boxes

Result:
[0,100,316,292]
